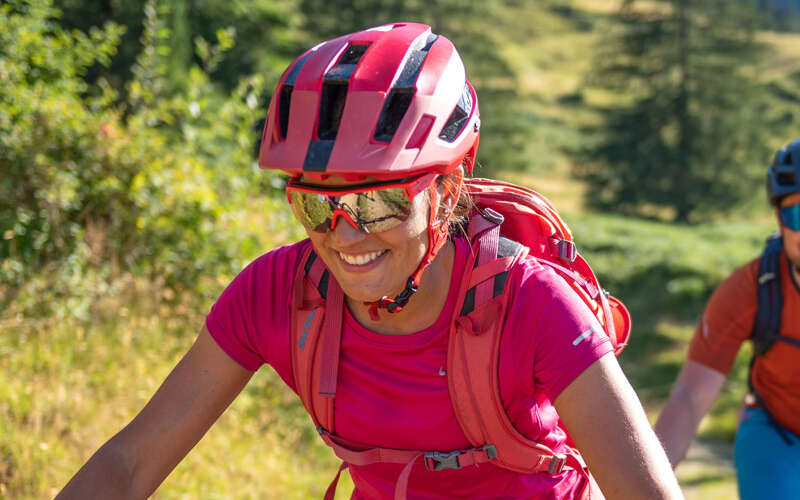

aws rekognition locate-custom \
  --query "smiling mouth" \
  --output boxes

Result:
[338,250,387,266]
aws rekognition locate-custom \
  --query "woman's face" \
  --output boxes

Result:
[298,175,431,302]
[779,192,800,274]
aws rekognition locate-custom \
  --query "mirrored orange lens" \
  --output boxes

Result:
[288,188,412,233]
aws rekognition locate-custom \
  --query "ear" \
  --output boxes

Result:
[439,167,464,211]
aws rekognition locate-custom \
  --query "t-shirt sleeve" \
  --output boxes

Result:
[511,259,615,402]
[687,260,758,375]
[205,241,306,371]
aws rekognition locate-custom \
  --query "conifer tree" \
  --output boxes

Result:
[584,0,775,222]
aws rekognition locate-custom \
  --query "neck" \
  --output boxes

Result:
[346,240,456,335]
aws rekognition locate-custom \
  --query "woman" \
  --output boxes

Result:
[57,23,682,499]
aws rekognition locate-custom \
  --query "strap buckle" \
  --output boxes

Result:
[548,454,567,474]
[557,240,577,263]
[481,208,504,225]
[424,451,462,471]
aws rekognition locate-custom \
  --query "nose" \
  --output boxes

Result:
[330,210,362,232]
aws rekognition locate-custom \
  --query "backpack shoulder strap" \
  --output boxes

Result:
[290,242,345,433]
[448,212,591,477]
[752,234,784,356]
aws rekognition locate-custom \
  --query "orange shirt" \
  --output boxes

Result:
[688,251,800,437]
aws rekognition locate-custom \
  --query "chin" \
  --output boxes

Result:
[338,277,400,303]
[341,284,387,302]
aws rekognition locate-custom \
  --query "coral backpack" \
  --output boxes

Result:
[289,178,632,500]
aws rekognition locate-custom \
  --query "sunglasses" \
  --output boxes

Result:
[286,173,437,233]
[780,203,800,231]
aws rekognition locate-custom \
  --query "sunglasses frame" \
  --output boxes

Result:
[779,203,800,232]
[285,172,439,233]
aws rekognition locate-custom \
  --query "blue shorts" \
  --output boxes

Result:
[733,406,800,500]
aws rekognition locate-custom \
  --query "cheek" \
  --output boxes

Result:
[403,197,431,244]
[375,197,429,256]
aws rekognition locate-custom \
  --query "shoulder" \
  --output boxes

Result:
[500,254,613,400]
[705,257,759,316]
[687,256,762,371]
[505,253,608,343]
[509,254,587,308]
[205,239,311,372]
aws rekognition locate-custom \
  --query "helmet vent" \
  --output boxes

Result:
[784,152,793,165]
[276,50,313,141]
[777,171,797,186]
[318,82,348,140]
[373,32,438,143]
[339,44,369,65]
[326,44,370,82]
[395,33,438,88]
[439,83,473,142]
[374,89,414,142]
[316,44,372,141]
[278,84,293,140]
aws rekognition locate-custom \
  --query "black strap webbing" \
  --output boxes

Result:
[751,234,784,356]
[748,234,796,445]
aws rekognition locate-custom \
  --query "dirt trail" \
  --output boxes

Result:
[676,438,737,500]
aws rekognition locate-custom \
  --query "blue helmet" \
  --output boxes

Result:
[768,138,800,205]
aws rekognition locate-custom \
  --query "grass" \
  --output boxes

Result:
[0,284,353,500]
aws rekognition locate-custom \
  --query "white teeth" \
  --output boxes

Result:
[339,250,386,266]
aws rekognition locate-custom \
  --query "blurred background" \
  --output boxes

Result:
[2,0,800,498]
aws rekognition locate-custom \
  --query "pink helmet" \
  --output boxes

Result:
[258,22,480,180]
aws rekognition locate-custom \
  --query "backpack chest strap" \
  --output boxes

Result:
[317,427,518,500]
[317,428,497,469]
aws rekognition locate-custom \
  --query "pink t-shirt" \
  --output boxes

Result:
[207,237,613,499]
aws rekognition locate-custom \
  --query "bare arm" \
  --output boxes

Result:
[653,359,726,467]
[56,326,253,500]
[555,353,683,500]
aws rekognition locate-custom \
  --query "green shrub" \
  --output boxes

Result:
[0,0,291,318]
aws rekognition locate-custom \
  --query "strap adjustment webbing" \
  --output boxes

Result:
[317,427,499,500]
